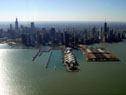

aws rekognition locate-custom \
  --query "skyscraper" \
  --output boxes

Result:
[104,22,107,33]
[50,28,56,41]
[31,22,35,31]
[15,18,18,30]
[65,32,70,47]
[104,21,108,42]
[10,24,13,31]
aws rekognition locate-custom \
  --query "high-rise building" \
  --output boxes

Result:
[104,21,108,42]
[10,24,13,31]
[104,22,107,33]
[15,18,18,30]
[31,22,35,31]
[65,32,70,47]
[50,28,56,41]
[0,29,3,38]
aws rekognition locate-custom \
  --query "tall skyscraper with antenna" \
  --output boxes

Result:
[15,18,18,30]
[104,21,108,42]
[104,21,107,33]
[31,22,35,32]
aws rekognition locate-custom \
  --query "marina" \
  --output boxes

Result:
[32,46,51,61]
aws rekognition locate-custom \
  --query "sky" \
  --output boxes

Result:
[0,0,126,22]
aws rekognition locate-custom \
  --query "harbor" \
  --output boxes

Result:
[32,46,79,72]
[32,46,51,61]
[31,44,120,72]
[31,44,121,72]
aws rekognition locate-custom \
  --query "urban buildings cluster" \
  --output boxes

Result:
[0,18,126,47]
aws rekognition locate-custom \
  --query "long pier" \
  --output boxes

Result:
[63,48,79,72]
[79,45,120,61]
[45,51,53,69]
[38,51,43,57]
[32,49,41,61]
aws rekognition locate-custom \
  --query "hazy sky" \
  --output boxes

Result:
[0,0,126,21]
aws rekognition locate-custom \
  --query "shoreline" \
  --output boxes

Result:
[0,40,126,49]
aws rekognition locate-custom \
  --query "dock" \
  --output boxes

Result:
[32,49,41,61]
[79,45,120,61]
[52,45,65,50]
[38,51,42,57]
[45,51,53,69]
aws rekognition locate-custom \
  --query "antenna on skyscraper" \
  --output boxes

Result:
[105,18,107,22]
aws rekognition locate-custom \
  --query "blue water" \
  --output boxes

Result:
[0,43,126,95]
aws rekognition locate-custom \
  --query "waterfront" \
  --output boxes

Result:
[0,42,126,95]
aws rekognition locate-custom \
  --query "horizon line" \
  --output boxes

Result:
[0,20,126,23]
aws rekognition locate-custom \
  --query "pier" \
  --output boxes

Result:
[79,45,120,61]
[52,45,65,50]
[63,48,79,72]
[38,51,42,57]
[45,51,53,69]
[32,49,41,61]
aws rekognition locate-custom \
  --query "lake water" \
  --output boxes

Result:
[0,42,126,95]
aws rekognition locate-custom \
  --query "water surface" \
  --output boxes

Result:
[0,43,126,95]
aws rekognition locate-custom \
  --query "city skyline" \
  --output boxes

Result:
[0,0,126,22]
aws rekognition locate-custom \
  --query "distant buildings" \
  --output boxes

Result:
[10,24,13,31]
[0,18,126,47]
[0,29,3,38]
[50,28,56,42]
